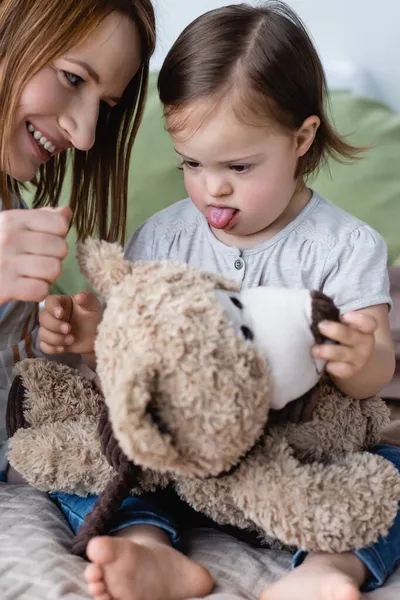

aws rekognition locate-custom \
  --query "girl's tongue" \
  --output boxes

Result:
[207,206,237,229]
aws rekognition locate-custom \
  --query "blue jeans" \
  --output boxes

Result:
[49,490,180,548]
[293,444,400,592]
[0,467,181,550]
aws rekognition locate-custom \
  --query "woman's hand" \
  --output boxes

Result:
[0,206,71,305]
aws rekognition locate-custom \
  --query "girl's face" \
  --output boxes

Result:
[169,97,318,248]
[5,11,141,182]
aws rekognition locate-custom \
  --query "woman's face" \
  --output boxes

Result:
[4,11,141,182]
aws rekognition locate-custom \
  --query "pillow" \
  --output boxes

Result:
[24,79,400,294]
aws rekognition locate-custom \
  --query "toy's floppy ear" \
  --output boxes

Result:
[77,238,133,297]
[104,360,186,475]
[105,353,242,478]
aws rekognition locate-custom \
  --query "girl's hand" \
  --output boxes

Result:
[0,206,71,305]
[38,291,102,355]
[311,311,377,379]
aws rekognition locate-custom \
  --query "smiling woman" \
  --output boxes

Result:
[0,0,157,503]
[17,13,142,193]
[0,1,157,466]
[0,0,156,242]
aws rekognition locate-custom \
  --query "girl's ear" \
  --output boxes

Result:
[77,238,133,298]
[295,115,320,158]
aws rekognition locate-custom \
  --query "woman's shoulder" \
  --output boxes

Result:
[0,193,24,211]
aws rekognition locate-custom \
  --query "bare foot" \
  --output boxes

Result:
[260,552,368,600]
[84,530,213,600]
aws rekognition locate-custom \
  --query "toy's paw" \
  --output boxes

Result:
[270,380,390,462]
[8,415,113,495]
[7,358,104,432]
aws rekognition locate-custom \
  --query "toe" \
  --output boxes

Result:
[85,563,103,584]
[87,536,118,565]
[259,589,274,600]
[88,581,107,597]
[332,581,361,600]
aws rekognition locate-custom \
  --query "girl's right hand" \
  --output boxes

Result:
[0,206,72,305]
[38,291,103,355]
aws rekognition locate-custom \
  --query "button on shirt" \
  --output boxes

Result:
[234,258,244,271]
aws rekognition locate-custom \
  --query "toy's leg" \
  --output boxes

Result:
[291,444,400,593]
[231,437,400,553]
[260,444,400,600]
[175,474,258,538]
[9,358,103,429]
[353,444,400,591]
[8,417,113,494]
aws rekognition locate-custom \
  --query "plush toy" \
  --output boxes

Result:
[6,239,400,557]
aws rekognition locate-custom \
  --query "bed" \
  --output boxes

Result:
[2,483,400,600]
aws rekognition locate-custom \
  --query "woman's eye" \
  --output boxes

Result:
[63,71,84,87]
[181,160,200,169]
[230,164,250,173]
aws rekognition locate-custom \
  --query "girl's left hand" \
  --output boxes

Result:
[311,311,377,379]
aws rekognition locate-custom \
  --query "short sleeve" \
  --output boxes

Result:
[321,225,392,313]
[124,221,155,263]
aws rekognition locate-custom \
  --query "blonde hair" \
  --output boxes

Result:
[0,0,156,242]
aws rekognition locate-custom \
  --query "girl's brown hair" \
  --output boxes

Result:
[158,1,359,178]
[0,0,156,242]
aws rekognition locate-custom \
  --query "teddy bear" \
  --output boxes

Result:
[6,239,400,557]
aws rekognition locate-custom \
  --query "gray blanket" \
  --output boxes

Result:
[0,484,399,599]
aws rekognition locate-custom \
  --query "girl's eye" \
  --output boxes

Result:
[181,159,200,170]
[62,71,84,87]
[230,164,251,173]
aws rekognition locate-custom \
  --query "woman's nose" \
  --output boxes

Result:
[58,101,99,151]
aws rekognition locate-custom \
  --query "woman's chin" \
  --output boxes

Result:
[6,164,39,184]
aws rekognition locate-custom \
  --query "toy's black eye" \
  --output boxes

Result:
[230,296,243,309]
[241,326,254,341]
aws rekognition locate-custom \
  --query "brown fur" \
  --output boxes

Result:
[7,239,400,553]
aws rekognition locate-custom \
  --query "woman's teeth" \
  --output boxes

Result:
[27,123,56,153]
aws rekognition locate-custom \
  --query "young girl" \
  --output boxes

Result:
[0,2,213,600]
[39,2,400,600]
